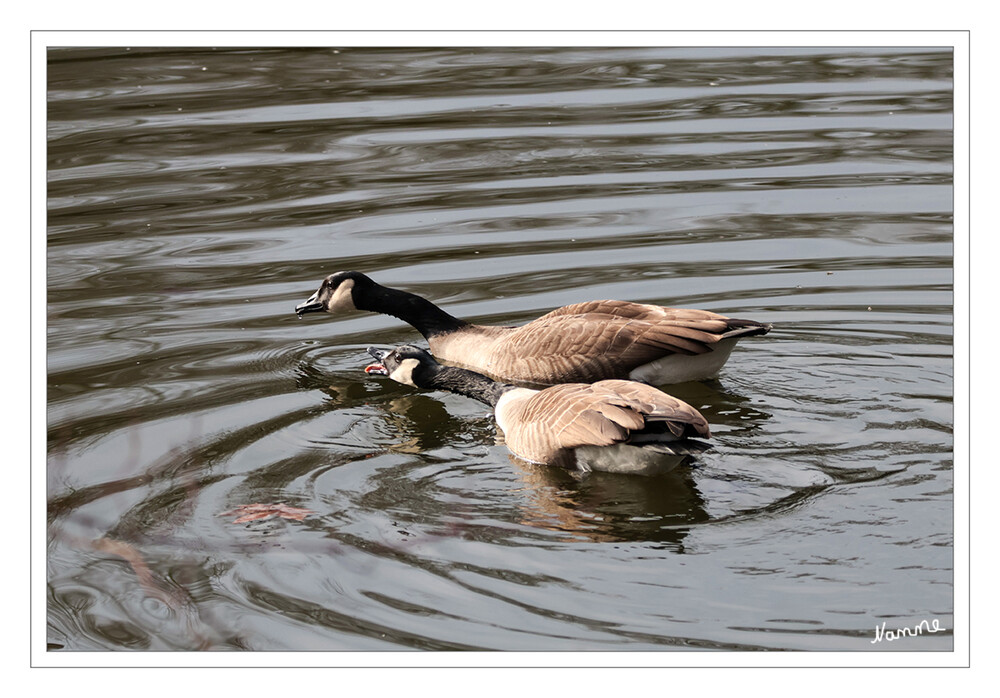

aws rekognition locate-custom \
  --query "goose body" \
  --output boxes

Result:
[364,345,711,475]
[296,271,770,386]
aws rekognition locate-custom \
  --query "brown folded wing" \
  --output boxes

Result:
[501,381,710,464]
[487,302,741,383]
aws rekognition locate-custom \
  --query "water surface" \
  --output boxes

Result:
[46,46,953,653]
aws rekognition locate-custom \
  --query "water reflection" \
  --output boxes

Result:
[512,461,709,547]
[351,373,782,547]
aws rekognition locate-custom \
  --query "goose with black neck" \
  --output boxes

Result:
[364,345,712,475]
[295,271,772,386]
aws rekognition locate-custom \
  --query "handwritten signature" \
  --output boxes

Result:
[872,618,947,644]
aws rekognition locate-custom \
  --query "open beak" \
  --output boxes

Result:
[295,291,324,316]
[364,346,390,375]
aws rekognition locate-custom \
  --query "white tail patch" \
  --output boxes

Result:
[628,338,739,384]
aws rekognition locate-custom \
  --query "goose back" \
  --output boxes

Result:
[299,273,770,385]
[495,379,710,465]
[431,301,766,385]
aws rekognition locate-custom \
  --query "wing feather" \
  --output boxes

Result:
[432,300,770,385]
[499,381,709,464]
[487,311,730,383]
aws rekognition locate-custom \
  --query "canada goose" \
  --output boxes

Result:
[364,345,711,475]
[296,271,771,386]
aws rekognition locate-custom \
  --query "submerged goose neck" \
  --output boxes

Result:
[424,365,514,408]
[357,281,468,339]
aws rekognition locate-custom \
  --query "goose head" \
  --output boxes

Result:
[364,345,437,388]
[295,271,372,316]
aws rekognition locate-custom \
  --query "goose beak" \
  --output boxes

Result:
[365,346,390,375]
[295,291,324,316]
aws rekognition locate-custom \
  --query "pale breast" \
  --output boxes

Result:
[429,328,507,376]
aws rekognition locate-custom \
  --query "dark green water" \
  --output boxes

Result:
[46,46,953,652]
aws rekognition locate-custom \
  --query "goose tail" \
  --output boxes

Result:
[720,318,772,340]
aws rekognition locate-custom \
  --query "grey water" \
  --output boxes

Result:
[46,46,953,652]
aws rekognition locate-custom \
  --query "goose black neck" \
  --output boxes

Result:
[355,280,468,339]
[422,365,514,408]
